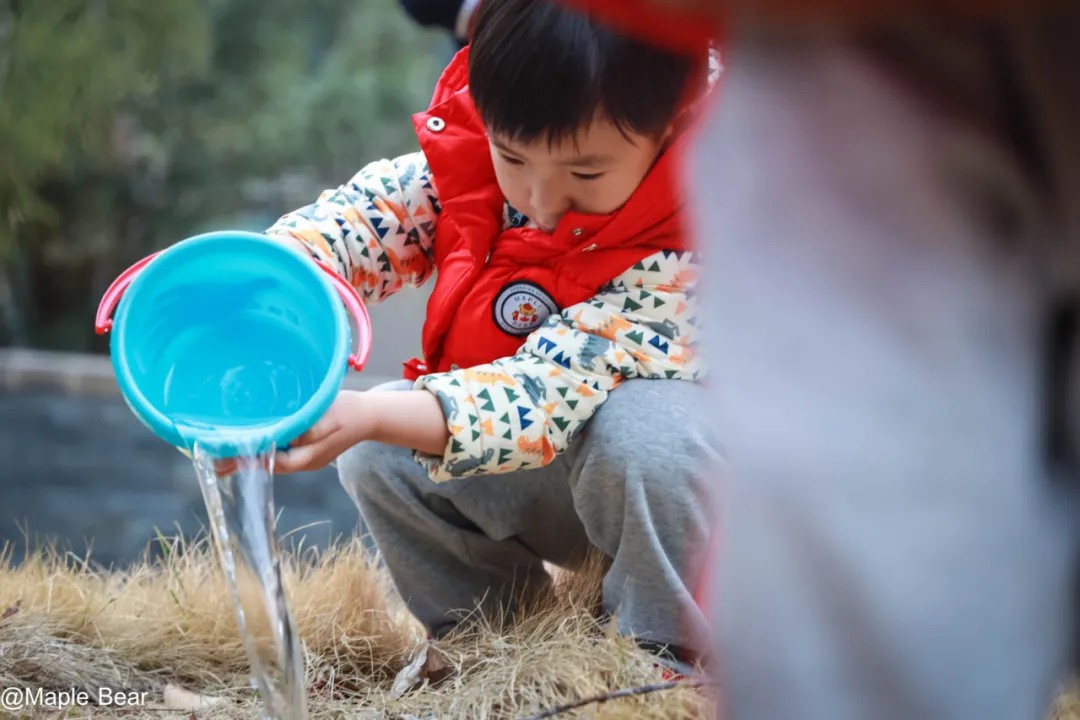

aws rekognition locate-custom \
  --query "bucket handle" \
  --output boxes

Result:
[95,251,372,373]
[313,259,372,372]
[95,251,162,335]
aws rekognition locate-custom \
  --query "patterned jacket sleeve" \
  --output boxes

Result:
[264,151,439,302]
[414,249,701,481]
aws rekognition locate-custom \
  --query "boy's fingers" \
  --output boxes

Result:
[275,444,319,474]
[214,458,238,476]
[287,430,314,448]
[275,424,348,474]
[290,420,332,448]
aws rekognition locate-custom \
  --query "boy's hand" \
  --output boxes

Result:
[275,391,372,474]
[274,389,450,475]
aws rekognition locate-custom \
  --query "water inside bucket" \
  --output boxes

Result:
[192,440,308,720]
[164,312,325,427]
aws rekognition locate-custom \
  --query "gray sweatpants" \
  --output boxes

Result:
[337,378,718,658]
[695,9,1080,720]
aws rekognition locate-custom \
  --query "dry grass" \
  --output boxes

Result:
[3,533,1075,720]
[0,535,713,719]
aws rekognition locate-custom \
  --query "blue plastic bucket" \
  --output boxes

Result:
[95,230,372,457]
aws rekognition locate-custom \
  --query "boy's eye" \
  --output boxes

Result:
[500,154,525,166]
[572,172,605,181]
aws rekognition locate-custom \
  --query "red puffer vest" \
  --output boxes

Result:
[403,48,692,379]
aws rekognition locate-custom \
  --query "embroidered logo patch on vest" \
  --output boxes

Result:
[493,281,559,336]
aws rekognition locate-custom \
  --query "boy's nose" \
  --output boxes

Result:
[530,179,571,229]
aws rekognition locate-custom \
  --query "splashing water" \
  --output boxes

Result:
[192,442,308,720]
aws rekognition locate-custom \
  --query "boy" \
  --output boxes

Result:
[265,0,717,670]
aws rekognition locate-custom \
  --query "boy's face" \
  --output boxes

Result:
[488,117,669,232]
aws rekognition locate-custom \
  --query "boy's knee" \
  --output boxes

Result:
[573,379,718,552]
[573,379,718,518]
[583,379,713,473]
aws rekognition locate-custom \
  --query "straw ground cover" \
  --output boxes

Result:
[0,535,712,719]
[1,534,1075,719]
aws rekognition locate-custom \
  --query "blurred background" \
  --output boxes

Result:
[0,0,461,566]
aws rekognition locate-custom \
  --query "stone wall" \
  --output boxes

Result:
[0,348,397,568]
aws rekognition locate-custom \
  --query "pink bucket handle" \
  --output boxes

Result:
[94,250,372,373]
[95,251,162,335]
[314,259,372,372]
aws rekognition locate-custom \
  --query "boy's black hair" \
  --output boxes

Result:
[468,0,696,145]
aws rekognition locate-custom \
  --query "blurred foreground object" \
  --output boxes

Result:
[554,0,1080,718]
[691,7,1080,720]
[559,0,1074,47]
